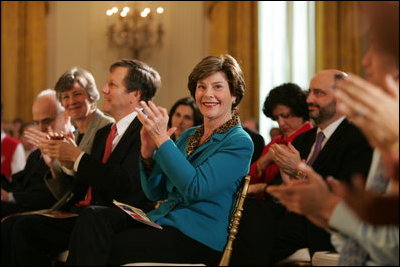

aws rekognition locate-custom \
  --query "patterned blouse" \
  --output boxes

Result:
[186,115,241,156]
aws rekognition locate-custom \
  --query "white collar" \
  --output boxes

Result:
[114,111,138,137]
[317,116,346,141]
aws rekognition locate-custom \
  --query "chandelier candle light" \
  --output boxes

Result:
[106,2,164,59]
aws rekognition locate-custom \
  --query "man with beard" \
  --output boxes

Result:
[270,69,374,263]
[237,69,373,265]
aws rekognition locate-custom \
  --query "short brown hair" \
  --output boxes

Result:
[110,59,161,101]
[187,55,245,109]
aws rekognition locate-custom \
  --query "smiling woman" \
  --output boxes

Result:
[54,67,111,136]
[62,55,254,266]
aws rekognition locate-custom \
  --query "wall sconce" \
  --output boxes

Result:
[106,2,164,59]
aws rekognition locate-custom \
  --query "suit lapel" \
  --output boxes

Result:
[312,119,349,168]
[107,118,141,163]
[296,128,316,160]
[78,117,98,153]
[21,150,47,188]
[78,110,112,154]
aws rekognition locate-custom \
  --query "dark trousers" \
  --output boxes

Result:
[1,214,76,266]
[1,202,26,219]
[231,197,280,266]
[66,206,221,266]
[271,205,335,263]
[230,197,334,265]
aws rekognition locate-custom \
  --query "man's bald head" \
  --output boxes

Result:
[32,89,67,133]
[307,69,347,128]
[309,69,347,91]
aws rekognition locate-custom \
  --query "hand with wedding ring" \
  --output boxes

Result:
[335,74,399,153]
[270,143,302,177]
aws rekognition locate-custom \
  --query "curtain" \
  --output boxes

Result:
[315,1,363,75]
[205,1,259,122]
[1,1,47,122]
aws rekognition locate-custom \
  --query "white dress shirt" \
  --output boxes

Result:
[73,111,138,172]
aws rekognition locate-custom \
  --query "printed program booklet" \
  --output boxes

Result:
[113,200,163,229]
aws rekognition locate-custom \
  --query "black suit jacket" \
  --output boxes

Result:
[1,149,57,218]
[233,119,374,264]
[243,127,265,164]
[271,119,373,259]
[73,118,153,211]
[292,118,373,183]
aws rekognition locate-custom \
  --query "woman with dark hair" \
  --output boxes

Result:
[168,96,202,141]
[247,83,313,198]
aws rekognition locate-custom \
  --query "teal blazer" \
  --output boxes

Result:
[140,125,253,252]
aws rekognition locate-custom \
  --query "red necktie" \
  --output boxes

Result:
[76,125,117,207]
[102,124,117,163]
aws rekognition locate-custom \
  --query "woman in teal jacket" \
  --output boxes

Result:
[66,55,253,266]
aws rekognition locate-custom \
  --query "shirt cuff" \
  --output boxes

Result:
[61,165,76,176]
[73,152,86,172]
[329,200,361,237]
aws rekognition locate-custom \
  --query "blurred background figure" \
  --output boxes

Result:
[269,127,282,140]
[1,104,26,188]
[242,118,259,133]
[11,118,24,140]
[168,96,202,141]
[19,122,37,160]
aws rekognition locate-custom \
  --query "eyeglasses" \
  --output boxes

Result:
[32,118,55,128]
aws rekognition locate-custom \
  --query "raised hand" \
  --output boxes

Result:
[270,143,301,177]
[336,74,399,153]
[136,101,176,158]
[41,137,81,164]
[267,162,341,228]
[328,172,399,226]
[24,127,49,148]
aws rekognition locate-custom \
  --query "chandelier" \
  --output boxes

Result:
[106,2,165,59]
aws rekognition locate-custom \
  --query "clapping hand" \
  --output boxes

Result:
[270,143,301,177]
[336,74,399,153]
[267,162,341,228]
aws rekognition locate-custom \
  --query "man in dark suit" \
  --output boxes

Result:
[267,69,373,263]
[230,70,373,265]
[1,89,74,218]
[1,59,160,266]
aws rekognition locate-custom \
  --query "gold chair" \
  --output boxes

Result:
[123,175,251,266]
[219,175,250,266]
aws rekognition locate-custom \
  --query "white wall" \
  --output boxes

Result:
[46,1,208,110]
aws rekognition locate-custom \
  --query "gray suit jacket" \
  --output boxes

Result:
[75,109,114,155]
[45,109,114,207]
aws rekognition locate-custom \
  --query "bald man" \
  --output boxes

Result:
[1,89,73,218]
[266,69,374,263]
[231,70,373,265]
